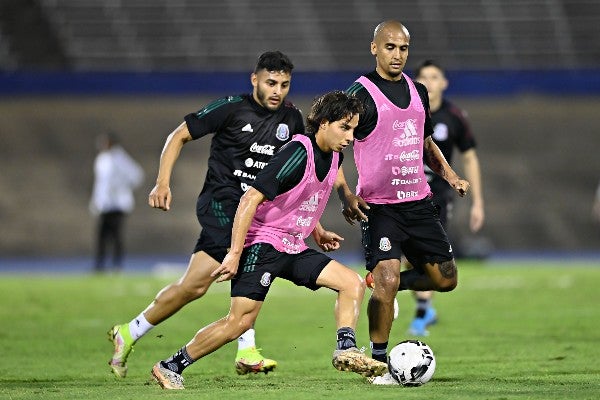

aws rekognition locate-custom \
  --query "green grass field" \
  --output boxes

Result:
[1,260,599,399]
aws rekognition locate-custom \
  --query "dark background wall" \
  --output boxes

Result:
[1,93,599,258]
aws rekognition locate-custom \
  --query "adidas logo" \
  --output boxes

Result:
[242,123,253,133]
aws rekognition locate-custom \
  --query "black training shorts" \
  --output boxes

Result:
[230,243,332,301]
[193,197,237,263]
[360,197,454,271]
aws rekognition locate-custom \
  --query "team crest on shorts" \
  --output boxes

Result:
[379,237,392,251]
[276,124,290,141]
[260,272,272,287]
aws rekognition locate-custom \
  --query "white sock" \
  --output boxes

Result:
[128,312,154,341]
[237,328,256,351]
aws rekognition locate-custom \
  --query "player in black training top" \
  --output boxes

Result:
[107,51,302,379]
[405,59,485,337]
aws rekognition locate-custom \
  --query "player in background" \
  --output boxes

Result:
[90,132,144,273]
[406,59,485,336]
[344,20,470,385]
[108,51,304,378]
[150,91,388,390]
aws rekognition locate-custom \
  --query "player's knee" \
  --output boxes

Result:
[435,260,457,292]
[350,272,366,299]
[436,259,458,292]
[437,276,457,292]
[175,281,209,301]
[374,269,400,294]
[190,285,210,298]
[338,271,366,301]
[224,314,253,340]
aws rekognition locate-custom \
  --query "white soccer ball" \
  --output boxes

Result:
[387,340,436,386]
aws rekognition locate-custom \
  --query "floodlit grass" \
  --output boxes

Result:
[1,260,599,399]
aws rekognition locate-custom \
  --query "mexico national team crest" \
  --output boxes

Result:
[379,237,392,251]
[276,123,290,141]
[260,272,272,287]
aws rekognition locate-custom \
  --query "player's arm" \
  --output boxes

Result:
[212,187,267,282]
[148,122,193,211]
[461,149,485,232]
[423,136,469,197]
[334,166,369,224]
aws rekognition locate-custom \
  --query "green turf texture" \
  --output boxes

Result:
[1,260,599,399]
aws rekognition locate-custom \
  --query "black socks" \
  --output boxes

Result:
[371,341,388,363]
[336,327,357,350]
[161,346,195,374]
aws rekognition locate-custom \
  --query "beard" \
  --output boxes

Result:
[256,87,280,111]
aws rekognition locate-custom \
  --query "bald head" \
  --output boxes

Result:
[373,20,410,42]
[370,21,411,81]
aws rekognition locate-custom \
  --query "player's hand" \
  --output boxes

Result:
[314,229,344,252]
[148,184,172,211]
[341,194,369,225]
[452,179,470,197]
[211,253,240,282]
[469,203,485,232]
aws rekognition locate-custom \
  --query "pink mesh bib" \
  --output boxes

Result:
[353,74,431,203]
[246,134,339,254]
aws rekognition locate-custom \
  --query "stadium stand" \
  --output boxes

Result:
[0,0,597,71]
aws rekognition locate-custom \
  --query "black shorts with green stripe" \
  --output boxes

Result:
[193,197,237,262]
[230,243,331,301]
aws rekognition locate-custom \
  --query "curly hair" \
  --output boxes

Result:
[305,91,364,135]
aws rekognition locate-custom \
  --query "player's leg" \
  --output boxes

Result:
[108,250,219,378]
[316,260,365,330]
[408,290,437,336]
[151,296,263,390]
[398,198,457,293]
[230,243,280,374]
[94,213,109,272]
[307,256,387,377]
[399,258,457,292]
[407,193,450,335]
[144,251,220,324]
[110,211,125,271]
[404,257,437,336]
[358,204,405,364]
[368,259,401,362]
[194,209,276,373]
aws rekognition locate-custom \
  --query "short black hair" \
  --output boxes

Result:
[254,51,294,74]
[305,91,364,135]
[414,59,445,78]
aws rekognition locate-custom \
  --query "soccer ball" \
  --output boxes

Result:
[387,340,436,386]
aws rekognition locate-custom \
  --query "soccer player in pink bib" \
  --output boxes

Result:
[345,20,471,385]
[150,91,387,390]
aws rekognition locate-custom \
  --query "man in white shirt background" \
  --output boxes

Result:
[90,132,144,273]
